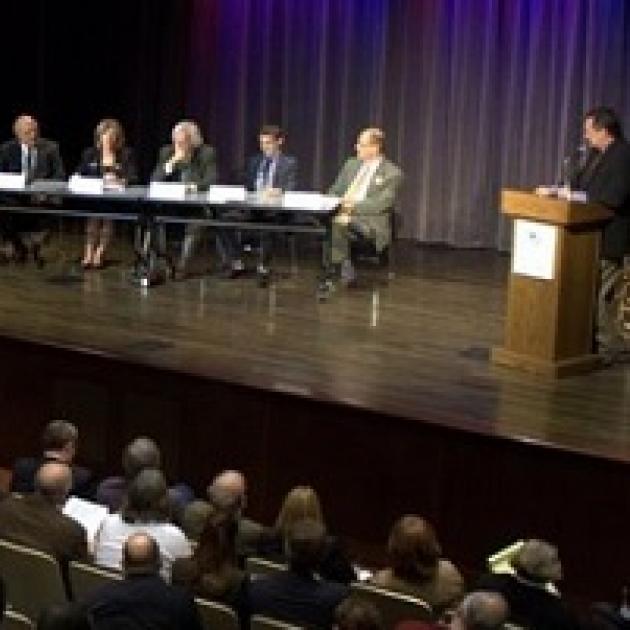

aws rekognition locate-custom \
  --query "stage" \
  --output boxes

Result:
[0,236,629,605]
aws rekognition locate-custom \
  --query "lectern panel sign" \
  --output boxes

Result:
[512,219,557,281]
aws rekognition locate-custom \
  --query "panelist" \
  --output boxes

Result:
[151,120,217,277]
[218,125,298,282]
[0,114,65,266]
[77,118,138,269]
[322,127,403,294]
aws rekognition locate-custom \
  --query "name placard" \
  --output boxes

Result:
[207,185,247,204]
[148,181,188,200]
[68,175,104,195]
[283,192,340,211]
[0,172,27,190]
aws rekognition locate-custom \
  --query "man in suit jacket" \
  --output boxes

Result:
[88,532,203,630]
[0,461,88,564]
[0,114,65,264]
[571,107,630,360]
[218,125,299,284]
[11,419,93,499]
[247,519,349,628]
[322,127,403,294]
[151,120,217,278]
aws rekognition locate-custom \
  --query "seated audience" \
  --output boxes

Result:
[88,532,203,630]
[334,597,384,630]
[0,461,88,563]
[172,503,247,611]
[371,515,464,614]
[77,118,138,269]
[448,591,509,630]
[477,538,578,630]
[247,518,350,628]
[0,114,65,266]
[11,419,93,499]
[96,436,193,514]
[94,468,192,581]
[257,485,356,584]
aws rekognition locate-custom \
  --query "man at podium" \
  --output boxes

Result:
[573,107,630,360]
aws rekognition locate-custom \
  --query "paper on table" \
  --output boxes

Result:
[68,175,104,195]
[283,192,340,211]
[148,181,188,200]
[0,172,27,190]
[207,185,247,204]
[63,496,109,544]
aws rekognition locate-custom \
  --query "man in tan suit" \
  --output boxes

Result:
[322,128,403,294]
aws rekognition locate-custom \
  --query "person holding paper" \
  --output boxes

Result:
[217,125,298,284]
[77,118,138,269]
[320,127,403,297]
[0,114,65,265]
[151,120,217,278]
[569,108,630,361]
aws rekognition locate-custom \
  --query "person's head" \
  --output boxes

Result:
[13,114,39,147]
[122,468,171,524]
[123,532,161,577]
[355,127,385,162]
[388,515,441,583]
[334,597,384,630]
[209,470,248,514]
[182,500,214,542]
[258,125,285,157]
[583,107,624,150]
[37,603,93,630]
[94,118,125,153]
[42,420,78,463]
[449,591,508,630]
[171,120,203,155]
[275,486,325,538]
[194,505,238,574]
[511,539,562,584]
[122,436,161,481]
[35,461,72,509]
[286,518,326,575]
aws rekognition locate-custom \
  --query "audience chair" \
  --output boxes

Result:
[195,597,239,630]
[350,582,433,627]
[245,557,287,578]
[250,614,302,630]
[2,609,35,630]
[0,539,67,622]
[68,560,122,602]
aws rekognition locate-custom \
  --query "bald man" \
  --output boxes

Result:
[0,461,87,563]
[89,532,203,630]
[0,114,65,264]
[320,127,403,296]
[450,591,508,630]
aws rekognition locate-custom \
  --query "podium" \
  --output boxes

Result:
[491,189,612,377]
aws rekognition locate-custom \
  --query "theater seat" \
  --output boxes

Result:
[245,556,287,578]
[350,582,433,627]
[0,539,67,622]
[251,614,302,630]
[195,597,239,630]
[68,560,122,602]
[2,609,35,630]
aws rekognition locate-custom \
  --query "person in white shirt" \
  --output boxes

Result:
[94,468,192,582]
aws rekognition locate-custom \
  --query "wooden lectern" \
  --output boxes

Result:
[491,189,612,377]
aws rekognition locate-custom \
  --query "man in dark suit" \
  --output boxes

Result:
[247,519,349,628]
[571,107,630,361]
[11,419,93,499]
[88,532,203,630]
[0,114,65,265]
[0,461,88,564]
[151,120,217,278]
[320,127,403,297]
[217,125,298,284]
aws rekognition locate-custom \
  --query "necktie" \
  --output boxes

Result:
[345,163,372,202]
[260,157,272,189]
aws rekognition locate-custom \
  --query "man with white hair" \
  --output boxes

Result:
[151,120,218,278]
[0,114,65,265]
[449,591,508,630]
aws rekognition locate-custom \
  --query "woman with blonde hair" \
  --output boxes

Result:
[77,118,138,269]
[257,485,356,584]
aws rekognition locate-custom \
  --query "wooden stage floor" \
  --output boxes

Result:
[0,239,628,465]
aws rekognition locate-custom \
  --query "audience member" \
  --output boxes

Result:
[477,539,578,630]
[257,485,356,583]
[448,591,509,630]
[371,515,464,614]
[172,503,247,611]
[334,597,384,630]
[89,532,203,630]
[11,419,93,499]
[0,461,87,563]
[94,468,192,581]
[247,518,350,628]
